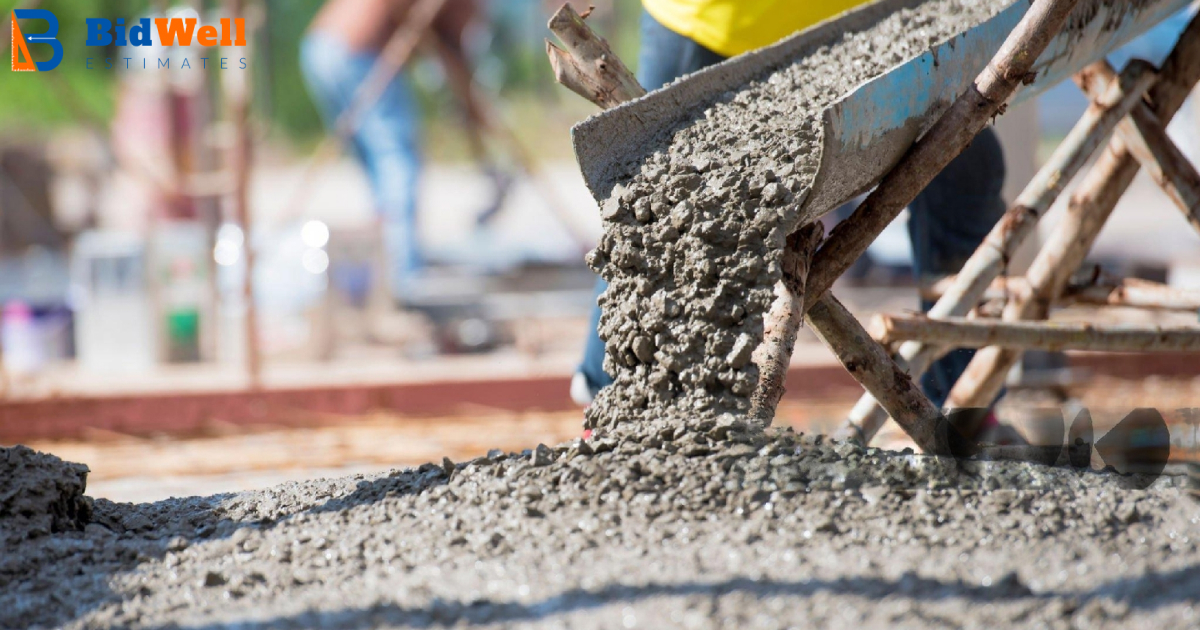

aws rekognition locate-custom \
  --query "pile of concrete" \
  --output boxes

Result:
[4,1,1199,627]
[585,0,1008,436]
[1,445,92,547]
[3,435,1197,628]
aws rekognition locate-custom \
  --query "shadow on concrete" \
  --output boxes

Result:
[144,566,1200,629]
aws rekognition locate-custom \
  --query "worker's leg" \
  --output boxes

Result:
[356,82,423,300]
[299,33,423,301]
[907,126,1007,409]
[575,12,726,402]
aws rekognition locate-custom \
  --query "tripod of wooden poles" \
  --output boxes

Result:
[547,0,1200,465]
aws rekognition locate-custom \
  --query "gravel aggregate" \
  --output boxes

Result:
[3,433,1198,629]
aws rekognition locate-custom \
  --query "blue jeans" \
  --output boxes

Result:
[579,11,1007,409]
[300,32,423,300]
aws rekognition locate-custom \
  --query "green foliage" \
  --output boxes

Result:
[258,0,323,141]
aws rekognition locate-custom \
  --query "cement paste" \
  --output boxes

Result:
[1,437,1197,628]
[585,0,1010,437]
[0,445,92,547]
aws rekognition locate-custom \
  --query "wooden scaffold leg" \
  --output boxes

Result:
[547,0,1085,454]
[946,13,1200,414]
[835,56,1163,444]
[793,0,1087,449]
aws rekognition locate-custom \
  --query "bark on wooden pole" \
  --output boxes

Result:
[922,274,1200,312]
[834,57,1156,444]
[872,314,1200,353]
[1076,61,1200,238]
[802,0,1085,310]
[546,4,646,109]
[947,12,1200,410]
[749,223,823,425]
[806,295,952,455]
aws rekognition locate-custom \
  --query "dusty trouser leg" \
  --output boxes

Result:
[576,11,725,400]
[906,127,1007,410]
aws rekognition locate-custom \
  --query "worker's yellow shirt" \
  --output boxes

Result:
[643,0,872,58]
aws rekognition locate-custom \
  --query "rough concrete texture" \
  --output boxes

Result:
[584,0,1009,436]
[1,445,92,547]
[3,435,1198,629]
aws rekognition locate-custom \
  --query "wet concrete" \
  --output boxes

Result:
[584,0,1009,437]
[5,2,1199,627]
[1,445,92,547]
[2,434,1198,629]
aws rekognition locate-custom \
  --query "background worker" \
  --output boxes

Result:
[572,0,1009,437]
[301,0,477,304]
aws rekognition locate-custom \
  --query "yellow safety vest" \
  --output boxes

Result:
[642,0,872,58]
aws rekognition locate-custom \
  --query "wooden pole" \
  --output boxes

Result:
[872,314,1200,353]
[748,223,823,425]
[1076,61,1200,237]
[922,274,1200,312]
[543,4,836,430]
[224,0,260,388]
[947,12,1200,410]
[834,57,1157,444]
[802,0,1085,311]
[806,296,952,455]
[546,4,646,109]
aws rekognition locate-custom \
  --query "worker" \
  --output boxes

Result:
[572,0,1009,439]
[300,0,477,304]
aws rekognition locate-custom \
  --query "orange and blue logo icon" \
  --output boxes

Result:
[10,9,64,72]
[11,9,247,72]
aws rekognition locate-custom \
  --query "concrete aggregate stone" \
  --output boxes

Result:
[1,445,92,546]
[6,2,1200,628]
[2,434,1198,628]
[585,0,1009,437]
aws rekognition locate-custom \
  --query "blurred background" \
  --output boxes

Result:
[1,0,1198,502]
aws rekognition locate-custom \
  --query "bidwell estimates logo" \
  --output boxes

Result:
[10,9,63,72]
[10,10,247,73]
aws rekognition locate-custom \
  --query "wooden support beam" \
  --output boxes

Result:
[835,57,1156,444]
[1076,60,1200,237]
[802,0,1084,311]
[749,223,823,425]
[947,12,1200,411]
[871,314,1200,353]
[922,273,1200,312]
[806,295,952,455]
[546,4,645,109]
[813,0,1085,447]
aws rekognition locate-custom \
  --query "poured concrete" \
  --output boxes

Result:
[1,437,1197,628]
[584,0,1009,437]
